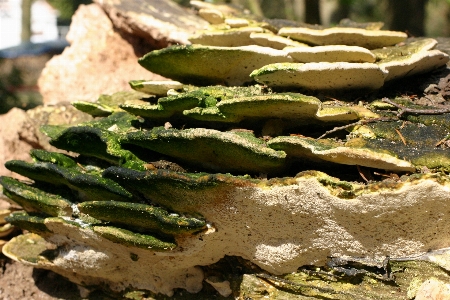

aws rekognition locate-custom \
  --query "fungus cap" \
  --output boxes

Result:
[278,27,407,49]
[267,136,416,172]
[250,32,309,50]
[286,45,376,63]
[128,80,184,96]
[224,18,250,28]
[198,8,224,24]
[138,44,293,86]
[189,26,265,47]
[250,62,387,90]
[379,49,449,82]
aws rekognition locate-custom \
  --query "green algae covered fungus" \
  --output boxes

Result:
[2,1,450,299]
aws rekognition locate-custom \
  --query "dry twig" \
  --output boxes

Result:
[317,98,450,140]
[381,97,450,117]
[317,117,396,139]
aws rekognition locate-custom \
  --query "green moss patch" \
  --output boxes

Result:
[42,112,146,170]
[353,120,450,172]
[30,149,78,168]
[5,160,132,202]
[0,176,73,217]
[78,200,206,235]
[103,166,256,214]
[124,127,287,175]
[5,212,50,235]
[92,226,176,251]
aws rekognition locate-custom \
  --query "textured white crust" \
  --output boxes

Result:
[5,177,450,296]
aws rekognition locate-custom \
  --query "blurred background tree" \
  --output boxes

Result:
[173,0,450,37]
[46,0,93,21]
[21,0,92,42]
[7,0,93,115]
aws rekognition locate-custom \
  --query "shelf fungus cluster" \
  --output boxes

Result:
[2,2,450,299]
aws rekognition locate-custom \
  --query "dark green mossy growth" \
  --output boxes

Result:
[78,201,206,235]
[92,226,176,251]
[353,119,450,172]
[5,160,133,202]
[185,92,347,124]
[268,136,415,172]
[30,149,78,168]
[0,176,73,216]
[120,85,270,120]
[405,113,450,130]
[45,126,126,164]
[124,127,286,175]
[119,85,374,125]
[183,106,237,122]
[312,172,358,199]
[72,91,150,117]
[119,88,207,119]
[103,166,256,214]
[41,112,147,170]
[5,211,50,235]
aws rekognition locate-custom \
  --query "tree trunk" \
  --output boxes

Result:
[388,0,427,36]
[261,0,286,19]
[304,0,321,24]
[330,0,352,24]
[246,0,264,17]
[284,0,295,20]
[21,0,33,42]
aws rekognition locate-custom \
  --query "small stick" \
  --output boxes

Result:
[255,273,338,294]
[318,98,450,140]
[256,273,360,298]
[317,117,397,140]
[394,128,407,145]
[435,134,450,147]
[317,122,362,139]
[77,162,87,172]
[382,98,450,117]
[356,165,369,183]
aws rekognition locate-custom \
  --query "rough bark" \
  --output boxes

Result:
[304,0,321,25]
[388,0,427,36]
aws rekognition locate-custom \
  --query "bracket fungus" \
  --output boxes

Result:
[278,26,408,49]
[2,1,450,299]
[250,62,387,90]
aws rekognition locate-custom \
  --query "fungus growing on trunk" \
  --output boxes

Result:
[2,1,450,299]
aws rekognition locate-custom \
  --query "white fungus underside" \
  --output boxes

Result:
[251,62,387,90]
[11,177,450,296]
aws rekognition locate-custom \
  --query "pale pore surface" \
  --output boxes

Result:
[286,45,376,63]
[21,177,450,296]
[379,49,449,81]
[251,62,387,90]
[278,27,407,49]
